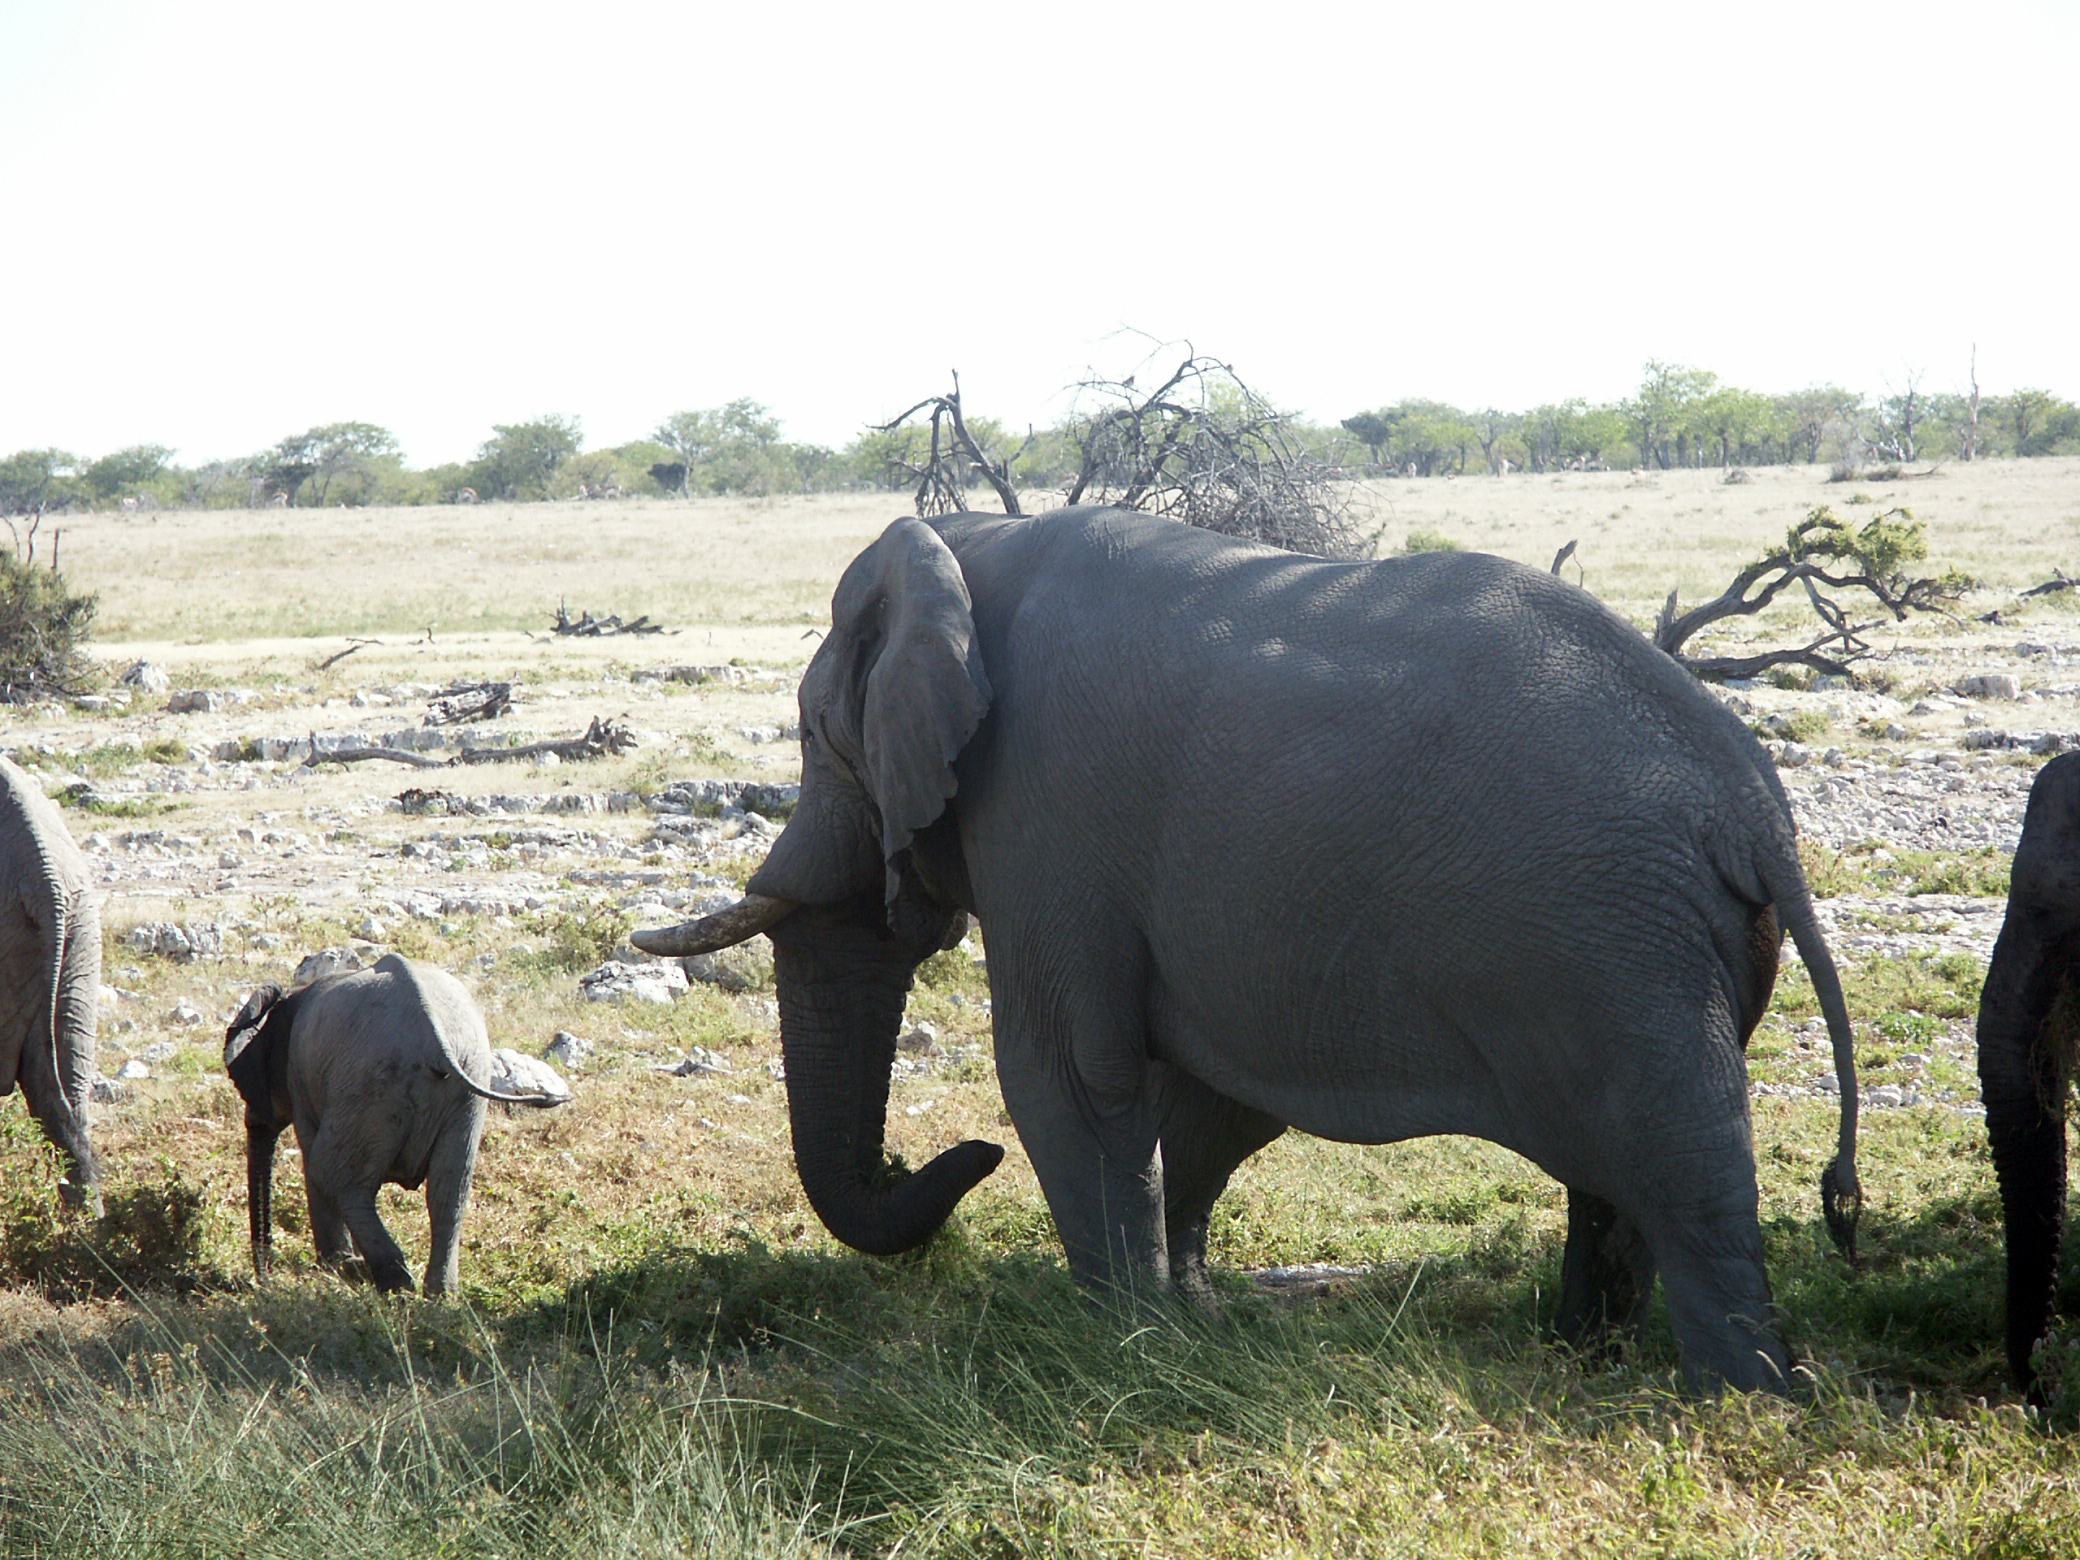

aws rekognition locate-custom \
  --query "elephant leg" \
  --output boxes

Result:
[1625,1114,1785,1392]
[1152,1066,1285,1311]
[306,1180,354,1270]
[994,1009,1168,1298]
[335,1185,414,1294]
[18,1012,98,1214]
[421,1112,484,1297]
[1552,1188,1656,1353]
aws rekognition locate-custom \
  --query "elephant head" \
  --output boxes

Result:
[635,518,1003,1255]
[225,982,295,1276]
[1978,751,2080,1396]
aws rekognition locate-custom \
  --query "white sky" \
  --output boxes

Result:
[2,0,2074,469]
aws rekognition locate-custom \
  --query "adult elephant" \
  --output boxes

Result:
[0,755,103,1213]
[1976,752,2080,1397]
[636,507,1862,1392]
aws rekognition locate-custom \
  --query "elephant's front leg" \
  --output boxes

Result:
[1153,1065,1285,1311]
[995,1025,1169,1299]
[1552,1187,1656,1353]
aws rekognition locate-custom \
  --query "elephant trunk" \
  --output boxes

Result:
[771,928,1002,1257]
[247,1123,281,1278]
[1976,920,2072,1394]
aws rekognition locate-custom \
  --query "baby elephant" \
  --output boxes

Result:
[225,953,568,1294]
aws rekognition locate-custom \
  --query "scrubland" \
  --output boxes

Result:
[3,464,2080,1556]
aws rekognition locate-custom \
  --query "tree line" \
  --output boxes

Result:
[3,361,2076,518]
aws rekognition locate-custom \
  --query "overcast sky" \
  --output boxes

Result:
[2,0,2074,469]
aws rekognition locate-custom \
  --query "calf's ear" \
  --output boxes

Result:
[224,984,286,1120]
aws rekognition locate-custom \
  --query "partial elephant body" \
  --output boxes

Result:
[639,507,1862,1392]
[1976,751,2080,1397]
[0,756,102,1211]
[226,952,565,1294]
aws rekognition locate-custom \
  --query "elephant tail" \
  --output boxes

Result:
[1767,862,1862,1266]
[429,1029,570,1109]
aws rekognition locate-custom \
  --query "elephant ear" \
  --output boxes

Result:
[830,518,992,903]
[224,984,287,1124]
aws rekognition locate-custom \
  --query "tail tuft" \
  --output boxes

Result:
[1821,1156,1863,1269]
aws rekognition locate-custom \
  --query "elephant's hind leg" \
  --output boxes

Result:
[335,1185,414,1293]
[1552,1188,1655,1354]
[422,1108,485,1296]
[1154,1066,1285,1311]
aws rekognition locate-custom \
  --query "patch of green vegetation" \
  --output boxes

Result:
[1396,528,1463,555]
[1773,950,1984,1024]
[73,742,142,777]
[1755,709,1831,743]
[1799,840,2010,899]
[141,737,188,765]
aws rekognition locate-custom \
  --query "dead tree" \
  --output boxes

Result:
[1060,351,1369,558]
[873,372,1032,517]
[1654,505,1969,679]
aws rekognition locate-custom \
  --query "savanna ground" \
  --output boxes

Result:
[3,463,2080,1556]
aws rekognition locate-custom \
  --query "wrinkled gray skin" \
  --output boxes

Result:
[0,756,102,1213]
[639,507,1863,1392]
[225,953,565,1294]
[1976,751,2080,1398]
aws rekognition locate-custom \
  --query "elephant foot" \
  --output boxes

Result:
[369,1260,416,1295]
[58,1179,103,1220]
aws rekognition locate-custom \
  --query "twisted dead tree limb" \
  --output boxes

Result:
[1654,505,1970,679]
[874,372,1032,517]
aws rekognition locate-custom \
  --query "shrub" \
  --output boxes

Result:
[0,550,97,702]
[1397,528,1463,555]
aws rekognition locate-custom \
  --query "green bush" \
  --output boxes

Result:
[0,549,97,702]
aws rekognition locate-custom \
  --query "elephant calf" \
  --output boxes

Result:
[225,953,567,1294]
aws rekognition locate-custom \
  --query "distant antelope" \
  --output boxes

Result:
[456,487,479,504]
[269,492,290,508]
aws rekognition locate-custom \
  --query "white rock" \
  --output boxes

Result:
[546,1030,592,1068]
[117,1058,151,1079]
[168,999,207,1026]
[120,661,171,694]
[580,961,689,1005]
[141,1041,180,1064]
[90,1076,128,1103]
[487,1049,573,1103]
[1960,673,2020,700]
[293,947,364,984]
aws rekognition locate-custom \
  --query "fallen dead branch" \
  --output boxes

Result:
[296,716,638,772]
[554,601,663,636]
[2020,570,2077,599]
[425,681,513,724]
[313,637,383,671]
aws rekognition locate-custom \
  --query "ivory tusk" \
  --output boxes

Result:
[630,892,798,956]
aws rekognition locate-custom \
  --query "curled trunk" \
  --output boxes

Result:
[770,923,1001,1256]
